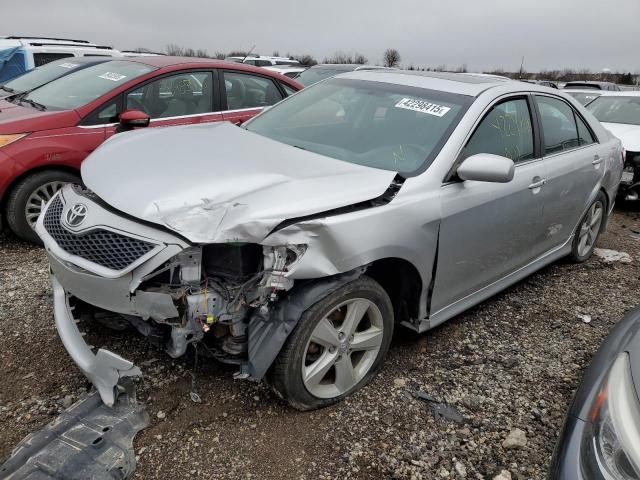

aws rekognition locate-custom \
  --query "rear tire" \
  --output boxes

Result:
[268,276,394,411]
[569,191,606,263]
[6,170,80,244]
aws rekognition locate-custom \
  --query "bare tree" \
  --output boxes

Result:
[353,53,367,65]
[383,48,401,68]
[272,50,280,57]
[293,54,318,66]
[213,51,226,60]
[323,51,367,64]
[165,44,213,58]
[166,43,184,56]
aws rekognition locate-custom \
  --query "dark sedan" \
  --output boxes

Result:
[550,307,640,479]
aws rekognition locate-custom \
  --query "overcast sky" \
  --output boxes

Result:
[3,0,639,73]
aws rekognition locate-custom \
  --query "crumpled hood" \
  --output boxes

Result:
[602,122,640,152]
[82,122,397,243]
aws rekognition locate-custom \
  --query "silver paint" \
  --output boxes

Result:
[37,72,623,404]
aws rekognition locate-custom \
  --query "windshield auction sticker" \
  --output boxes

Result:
[98,72,127,82]
[58,63,79,69]
[395,98,451,117]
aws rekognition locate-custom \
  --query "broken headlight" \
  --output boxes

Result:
[582,353,640,479]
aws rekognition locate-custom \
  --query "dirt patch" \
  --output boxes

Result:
[1,208,640,479]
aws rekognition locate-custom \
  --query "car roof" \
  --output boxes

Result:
[48,56,113,65]
[563,88,604,94]
[589,91,640,97]
[337,70,511,96]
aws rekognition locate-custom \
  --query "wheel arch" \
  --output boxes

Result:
[1,164,80,214]
[365,257,423,325]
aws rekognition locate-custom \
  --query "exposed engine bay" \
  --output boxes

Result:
[79,243,305,365]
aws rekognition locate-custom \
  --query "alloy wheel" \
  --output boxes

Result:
[577,201,603,257]
[302,298,384,399]
[24,181,65,228]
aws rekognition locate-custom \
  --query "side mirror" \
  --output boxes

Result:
[457,153,515,183]
[115,109,150,133]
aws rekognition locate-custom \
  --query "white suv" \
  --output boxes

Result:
[0,36,122,82]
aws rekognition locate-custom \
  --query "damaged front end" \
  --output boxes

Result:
[36,185,305,406]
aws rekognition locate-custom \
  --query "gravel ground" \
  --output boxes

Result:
[1,208,640,480]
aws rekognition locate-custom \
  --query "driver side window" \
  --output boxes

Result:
[125,72,213,119]
[463,98,534,163]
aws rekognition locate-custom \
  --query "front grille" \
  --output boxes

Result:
[43,195,156,270]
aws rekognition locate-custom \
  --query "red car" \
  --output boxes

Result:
[0,56,302,242]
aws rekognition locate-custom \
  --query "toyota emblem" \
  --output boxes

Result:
[65,203,88,227]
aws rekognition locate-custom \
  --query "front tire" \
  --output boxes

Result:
[6,170,80,244]
[569,191,606,263]
[269,276,394,411]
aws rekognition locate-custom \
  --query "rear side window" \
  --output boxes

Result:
[576,115,595,145]
[223,72,283,110]
[33,52,74,67]
[463,98,534,163]
[280,82,297,96]
[535,96,581,154]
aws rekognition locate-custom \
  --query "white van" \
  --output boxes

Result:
[0,36,122,82]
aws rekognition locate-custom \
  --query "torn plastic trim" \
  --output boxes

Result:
[268,174,406,236]
[241,266,367,381]
[51,275,141,407]
[1,379,148,480]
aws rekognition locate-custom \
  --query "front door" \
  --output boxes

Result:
[431,96,547,315]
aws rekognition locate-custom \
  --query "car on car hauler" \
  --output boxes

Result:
[36,71,622,410]
[0,56,302,243]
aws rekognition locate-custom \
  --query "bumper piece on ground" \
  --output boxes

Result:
[51,274,141,407]
[0,379,149,480]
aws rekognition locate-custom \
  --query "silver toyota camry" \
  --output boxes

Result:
[36,71,623,410]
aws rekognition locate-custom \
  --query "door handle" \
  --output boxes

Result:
[528,179,547,189]
[592,155,602,166]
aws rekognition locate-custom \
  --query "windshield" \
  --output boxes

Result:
[565,91,602,106]
[245,78,471,175]
[587,96,640,126]
[3,59,90,94]
[21,61,156,110]
[295,67,354,86]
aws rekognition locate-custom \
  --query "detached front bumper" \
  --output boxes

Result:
[50,274,140,407]
[36,185,191,406]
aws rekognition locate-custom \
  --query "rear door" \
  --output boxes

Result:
[533,94,605,251]
[220,70,285,125]
[432,95,547,315]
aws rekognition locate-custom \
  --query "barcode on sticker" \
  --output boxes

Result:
[58,63,79,69]
[395,98,451,117]
[98,72,127,82]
